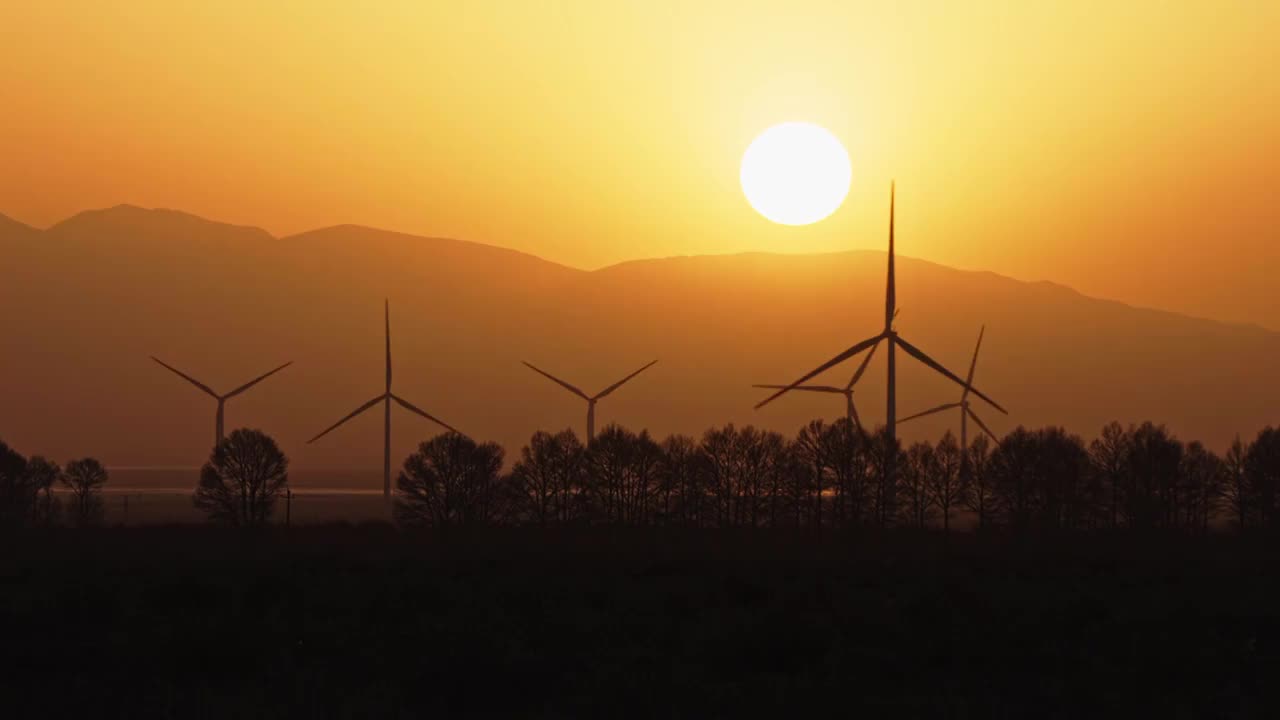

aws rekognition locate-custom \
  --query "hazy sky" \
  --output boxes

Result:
[3,2,1278,327]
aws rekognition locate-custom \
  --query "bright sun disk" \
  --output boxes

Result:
[740,122,851,226]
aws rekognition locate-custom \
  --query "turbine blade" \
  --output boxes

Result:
[885,182,896,331]
[895,335,1008,414]
[223,361,293,399]
[896,402,962,425]
[966,407,999,443]
[150,357,219,399]
[752,384,845,394]
[593,359,658,399]
[848,397,862,430]
[754,334,884,410]
[846,340,880,390]
[391,394,461,435]
[307,394,386,444]
[385,299,392,393]
[961,325,985,400]
[522,362,590,400]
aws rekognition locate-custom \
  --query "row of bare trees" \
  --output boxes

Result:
[393,421,1280,533]
[0,439,109,527]
[9,420,1278,532]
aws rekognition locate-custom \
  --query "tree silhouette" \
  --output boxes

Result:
[928,432,966,531]
[1222,435,1251,530]
[1180,441,1222,533]
[1040,428,1091,531]
[193,429,289,527]
[1244,427,1280,529]
[0,439,33,528]
[25,456,61,526]
[395,433,504,528]
[738,427,787,528]
[1089,422,1130,529]
[962,435,994,529]
[822,419,871,529]
[695,425,790,528]
[700,425,739,528]
[866,427,901,529]
[586,425,662,526]
[792,420,829,528]
[988,427,1089,530]
[1124,422,1183,530]
[63,457,108,526]
[657,434,705,528]
[510,429,586,527]
[899,441,935,529]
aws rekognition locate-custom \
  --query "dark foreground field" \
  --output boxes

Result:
[3,527,1279,718]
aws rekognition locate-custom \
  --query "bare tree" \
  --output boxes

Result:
[700,425,739,528]
[586,425,656,525]
[1090,422,1130,529]
[929,432,966,531]
[0,440,33,528]
[1244,427,1280,529]
[510,429,585,527]
[395,433,504,528]
[63,457,108,526]
[1125,422,1183,530]
[1180,441,1223,533]
[792,420,829,528]
[657,434,705,528]
[193,429,289,527]
[25,456,61,526]
[1222,435,1250,530]
[963,435,995,529]
[899,441,935,529]
[823,419,871,529]
[867,427,901,529]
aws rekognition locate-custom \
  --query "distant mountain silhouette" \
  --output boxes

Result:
[0,213,39,241]
[1,206,1276,483]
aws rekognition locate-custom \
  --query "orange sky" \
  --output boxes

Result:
[3,2,1278,327]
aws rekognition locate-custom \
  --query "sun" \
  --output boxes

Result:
[740,122,852,226]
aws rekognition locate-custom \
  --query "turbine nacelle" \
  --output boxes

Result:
[522,359,658,442]
[151,356,293,448]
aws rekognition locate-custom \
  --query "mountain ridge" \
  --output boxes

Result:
[5,204,1274,337]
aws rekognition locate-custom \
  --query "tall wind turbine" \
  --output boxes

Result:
[522,360,658,442]
[150,357,292,448]
[754,182,1007,486]
[307,300,460,501]
[753,342,879,429]
[897,326,1000,450]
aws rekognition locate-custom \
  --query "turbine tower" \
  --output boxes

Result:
[150,356,292,448]
[522,360,657,442]
[754,182,1007,487]
[753,330,881,429]
[896,326,1000,451]
[308,300,460,501]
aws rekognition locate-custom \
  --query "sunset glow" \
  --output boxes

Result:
[2,2,1277,329]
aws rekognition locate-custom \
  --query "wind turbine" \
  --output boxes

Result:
[896,325,1000,452]
[150,356,292,448]
[522,360,658,442]
[754,182,1007,487]
[753,342,879,428]
[307,300,461,501]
